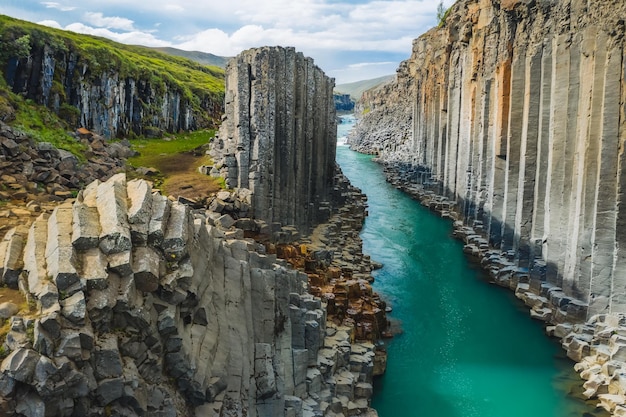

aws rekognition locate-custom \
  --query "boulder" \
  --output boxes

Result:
[0,302,18,319]
[1,348,40,383]
[132,246,161,292]
[94,335,123,380]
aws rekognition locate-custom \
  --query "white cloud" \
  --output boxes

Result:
[348,61,395,69]
[83,12,136,31]
[163,4,185,12]
[37,19,63,29]
[41,2,76,12]
[64,23,171,47]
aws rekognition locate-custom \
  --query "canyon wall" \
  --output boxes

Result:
[350,0,626,319]
[0,17,224,138]
[210,46,337,233]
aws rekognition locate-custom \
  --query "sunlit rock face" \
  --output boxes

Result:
[350,0,626,319]
[211,46,337,233]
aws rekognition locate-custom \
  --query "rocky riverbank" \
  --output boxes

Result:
[376,160,626,416]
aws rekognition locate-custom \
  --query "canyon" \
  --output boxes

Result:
[349,0,626,414]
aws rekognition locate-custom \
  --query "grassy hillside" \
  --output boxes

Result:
[0,14,225,153]
[0,15,225,97]
[151,46,229,69]
[335,75,395,101]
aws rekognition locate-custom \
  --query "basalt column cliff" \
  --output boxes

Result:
[0,47,378,417]
[211,46,337,232]
[351,0,626,319]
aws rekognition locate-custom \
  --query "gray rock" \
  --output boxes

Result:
[215,214,235,229]
[45,204,78,291]
[162,202,189,260]
[97,173,132,254]
[127,179,153,244]
[132,246,160,292]
[97,377,124,405]
[71,200,100,250]
[94,334,123,380]
[108,250,133,277]
[33,355,59,396]
[0,302,18,319]
[60,291,86,324]
[1,348,40,383]
[78,248,108,290]
[149,193,171,246]
[15,391,45,417]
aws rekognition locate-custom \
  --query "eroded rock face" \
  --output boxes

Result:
[210,46,337,233]
[350,0,626,319]
[0,174,378,417]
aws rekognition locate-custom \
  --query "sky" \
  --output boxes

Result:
[0,0,456,85]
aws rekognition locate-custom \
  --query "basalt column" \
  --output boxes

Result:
[350,0,626,319]
[211,46,336,232]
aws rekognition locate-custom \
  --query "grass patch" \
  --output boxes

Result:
[13,97,86,160]
[127,129,223,198]
[127,129,215,171]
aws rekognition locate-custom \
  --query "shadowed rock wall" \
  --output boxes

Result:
[210,47,337,233]
[350,0,626,319]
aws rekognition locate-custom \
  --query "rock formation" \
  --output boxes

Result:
[0,122,131,204]
[0,173,378,417]
[0,45,383,417]
[210,46,337,233]
[350,0,626,319]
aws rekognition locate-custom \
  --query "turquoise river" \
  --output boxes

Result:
[335,115,606,417]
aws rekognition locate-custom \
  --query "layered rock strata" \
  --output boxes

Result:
[0,173,379,417]
[350,0,626,319]
[210,46,337,233]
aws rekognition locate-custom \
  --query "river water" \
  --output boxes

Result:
[335,115,605,417]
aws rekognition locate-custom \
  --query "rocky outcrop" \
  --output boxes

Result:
[210,46,337,233]
[0,173,379,417]
[0,123,131,204]
[350,0,626,320]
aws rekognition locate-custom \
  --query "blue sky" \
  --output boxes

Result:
[0,0,456,84]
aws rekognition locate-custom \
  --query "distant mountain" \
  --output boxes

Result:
[151,46,230,68]
[335,75,395,101]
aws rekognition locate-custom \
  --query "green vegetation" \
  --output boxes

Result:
[127,129,215,170]
[0,15,225,157]
[437,1,451,27]
[13,96,87,159]
[0,15,224,98]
